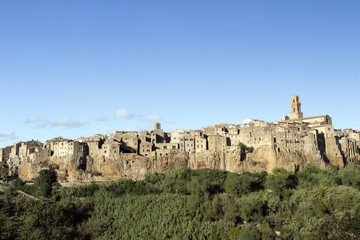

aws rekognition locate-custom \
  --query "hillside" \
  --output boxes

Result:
[1,165,360,239]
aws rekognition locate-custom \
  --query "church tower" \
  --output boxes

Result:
[154,122,161,130]
[290,96,303,120]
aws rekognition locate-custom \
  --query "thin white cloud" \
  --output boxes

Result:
[52,118,89,128]
[115,109,134,119]
[97,115,108,121]
[35,123,50,129]
[0,132,17,142]
[126,124,138,131]
[142,115,161,122]
[25,116,45,124]
[164,119,175,124]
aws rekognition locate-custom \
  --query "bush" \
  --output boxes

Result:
[33,168,58,197]
[144,172,165,184]
[224,172,266,197]
[265,168,297,198]
[248,147,254,153]
[187,169,228,200]
[237,193,268,223]
[297,164,339,188]
[339,164,360,189]
[0,162,9,180]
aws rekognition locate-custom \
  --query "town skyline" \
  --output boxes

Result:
[2,95,359,183]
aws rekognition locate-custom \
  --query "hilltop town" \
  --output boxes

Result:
[1,96,359,182]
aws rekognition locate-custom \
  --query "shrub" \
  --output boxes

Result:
[339,164,360,189]
[33,168,58,197]
[224,172,266,197]
[265,168,297,198]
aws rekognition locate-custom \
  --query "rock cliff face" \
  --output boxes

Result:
[8,136,357,182]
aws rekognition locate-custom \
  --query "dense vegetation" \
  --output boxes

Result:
[2,164,360,239]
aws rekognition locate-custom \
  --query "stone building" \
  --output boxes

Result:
[170,129,187,143]
[179,134,195,153]
[101,138,121,158]
[46,138,86,159]
[0,146,11,162]
[139,141,152,157]
[155,142,179,151]
[208,135,227,152]
[9,141,43,160]
[202,125,227,136]
[151,122,170,144]
[114,131,139,152]
[195,136,207,153]
[86,136,105,158]
[27,146,51,164]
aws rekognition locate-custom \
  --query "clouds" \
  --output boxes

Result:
[142,115,161,122]
[52,118,89,128]
[25,116,45,124]
[25,116,50,128]
[0,132,17,142]
[25,116,89,129]
[115,109,134,119]
[96,115,108,121]
[23,108,171,134]
[114,109,167,124]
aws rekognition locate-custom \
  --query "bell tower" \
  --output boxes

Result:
[154,122,161,130]
[290,96,303,120]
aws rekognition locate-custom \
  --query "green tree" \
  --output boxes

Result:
[224,172,266,197]
[0,162,9,180]
[339,164,360,189]
[265,168,297,199]
[34,168,58,197]
[297,164,339,188]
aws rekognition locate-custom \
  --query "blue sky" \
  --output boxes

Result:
[1,1,359,147]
